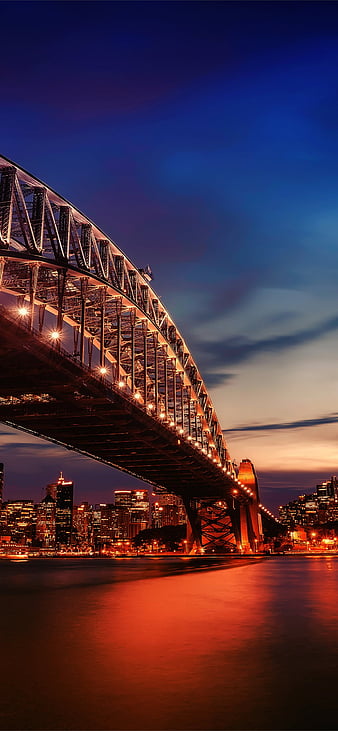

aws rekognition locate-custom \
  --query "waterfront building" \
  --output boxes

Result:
[279,476,338,528]
[1,500,36,544]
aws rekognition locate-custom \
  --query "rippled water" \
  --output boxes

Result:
[1,555,338,730]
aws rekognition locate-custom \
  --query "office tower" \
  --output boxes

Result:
[36,495,56,547]
[2,500,36,543]
[114,490,150,539]
[156,492,186,527]
[47,472,73,547]
[73,502,92,546]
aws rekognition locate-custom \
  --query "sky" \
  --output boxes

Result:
[0,0,337,514]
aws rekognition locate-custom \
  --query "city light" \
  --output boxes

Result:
[18,306,29,316]
[118,381,125,388]
[50,330,61,340]
[99,366,107,375]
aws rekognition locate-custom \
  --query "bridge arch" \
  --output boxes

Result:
[0,154,270,552]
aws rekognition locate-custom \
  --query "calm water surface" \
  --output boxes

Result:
[1,555,338,730]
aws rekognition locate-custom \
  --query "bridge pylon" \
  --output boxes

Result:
[237,459,264,552]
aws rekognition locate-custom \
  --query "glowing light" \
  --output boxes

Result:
[147,403,154,410]
[50,330,61,340]
[159,412,165,419]
[134,392,141,400]
[187,435,192,441]
[18,306,28,316]
[195,441,199,447]
[99,367,107,375]
[118,381,125,388]
[169,420,175,427]
[179,428,184,434]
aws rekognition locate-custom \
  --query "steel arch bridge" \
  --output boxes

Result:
[0,154,277,553]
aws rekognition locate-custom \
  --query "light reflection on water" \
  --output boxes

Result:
[1,556,338,730]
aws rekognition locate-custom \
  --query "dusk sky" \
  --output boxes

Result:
[0,0,337,514]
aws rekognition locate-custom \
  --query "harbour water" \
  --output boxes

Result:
[1,555,338,730]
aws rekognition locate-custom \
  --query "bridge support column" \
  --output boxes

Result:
[239,503,251,553]
[183,498,203,554]
[238,459,264,552]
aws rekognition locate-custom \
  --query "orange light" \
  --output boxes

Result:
[18,306,29,316]
[134,392,141,400]
[159,412,165,419]
[147,403,154,410]
[99,366,107,375]
[118,381,125,388]
[50,330,61,340]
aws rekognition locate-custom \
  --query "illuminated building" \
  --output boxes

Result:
[36,495,56,547]
[47,472,73,547]
[152,493,186,528]
[73,502,92,546]
[279,476,338,528]
[1,500,36,543]
[114,490,150,539]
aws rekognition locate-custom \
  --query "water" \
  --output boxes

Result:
[1,554,338,730]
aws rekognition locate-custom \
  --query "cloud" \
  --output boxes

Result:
[203,372,234,388]
[224,413,338,434]
[194,314,338,369]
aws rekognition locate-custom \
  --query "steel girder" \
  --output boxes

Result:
[0,154,279,550]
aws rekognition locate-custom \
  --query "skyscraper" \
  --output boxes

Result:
[114,490,150,539]
[36,495,56,547]
[47,472,73,547]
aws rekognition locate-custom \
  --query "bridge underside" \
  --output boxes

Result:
[0,311,238,503]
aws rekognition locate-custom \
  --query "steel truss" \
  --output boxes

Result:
[0,154,278,551]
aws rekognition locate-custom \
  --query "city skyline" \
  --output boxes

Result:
[0,0,337,514]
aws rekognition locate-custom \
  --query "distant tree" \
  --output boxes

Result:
[133,524,187,550]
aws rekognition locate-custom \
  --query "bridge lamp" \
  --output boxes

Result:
[169,420,175,427]
[187,435,192,441]
[134,392,141,400]
[179,428,184,435]
[99,366,107,375]
[50,330,61,341]
[18,306,29,317]
[118,380,125,388]
[159,412,166,420]
[147,403,154,410]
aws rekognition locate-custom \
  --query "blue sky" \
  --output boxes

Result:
[0,0,337,513]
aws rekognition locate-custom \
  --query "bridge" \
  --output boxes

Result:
[0,154,280,553]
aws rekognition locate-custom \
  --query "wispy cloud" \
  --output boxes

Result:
[224,413,338,434]
[195,315,338,371]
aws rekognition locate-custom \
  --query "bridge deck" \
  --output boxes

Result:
[0,312,237,501]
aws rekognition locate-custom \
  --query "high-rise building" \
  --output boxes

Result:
[152,493,186,528]
[114,490,150,539]
[73,502,92,546]
[1,500,36,543]
[36,495,56,547]
[47,472,73,547]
